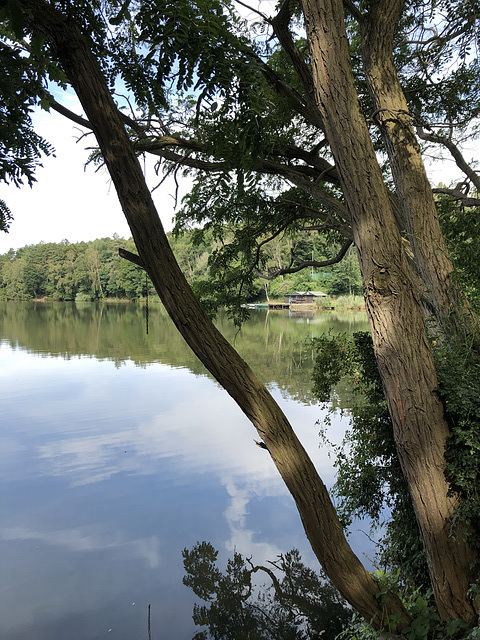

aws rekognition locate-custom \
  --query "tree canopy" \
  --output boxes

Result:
[2,0,479,305]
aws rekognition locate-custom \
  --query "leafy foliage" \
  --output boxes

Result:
[0,236,152,300]
[0,38,55,196]
[436,194,480,312]
[311,329,480,592]
[434,336,480,581]
[340,574,475,640]
[0,198,12,232]
[183,542,352,640]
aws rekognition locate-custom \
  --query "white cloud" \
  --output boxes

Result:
[33,375,339,491]
[1,524,161,569]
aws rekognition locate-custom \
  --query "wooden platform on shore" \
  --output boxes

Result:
[244,303,335,310]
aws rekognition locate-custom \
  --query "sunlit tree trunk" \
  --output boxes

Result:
[300,0,477,623]
[360,1,480,339]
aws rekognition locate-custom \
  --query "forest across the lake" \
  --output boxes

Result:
[0,229,363,303]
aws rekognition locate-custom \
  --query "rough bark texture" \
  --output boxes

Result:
[16,0,411,630]
[300,0,477,623]
[360,1,480,339]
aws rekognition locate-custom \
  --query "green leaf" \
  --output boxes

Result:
[109,0,131,26]
[29,33,44,58]
[39,96,52,111]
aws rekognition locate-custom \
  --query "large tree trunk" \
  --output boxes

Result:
[17,0,411,630]
[360,0,480,339]
[300,0,477,623]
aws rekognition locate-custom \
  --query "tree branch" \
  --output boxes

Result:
[234,0,270,22]
[49,99,92,129]
[270,0,322,130]
[343,0,363,23]
[416,126,480,193]
[118,247,145,269]
[431,188,480,207]
[49,97,145,134]
[256,239,353,280]
[133,138,352,229]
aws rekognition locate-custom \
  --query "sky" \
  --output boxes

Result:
[0,97,186,254]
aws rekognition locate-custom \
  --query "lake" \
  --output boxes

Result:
[0,301,370,640]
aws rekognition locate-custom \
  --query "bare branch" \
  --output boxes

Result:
[256,239,353,280]
[407,22,474,47]
[270,1,323,130]
[140,147,226,172]
[119,247,145,269]
[416,126,480,192]
[49,97,146,136]
[134,135,205,153]
[432,188,480,207]
[235,0,270,22]
[49,99,92,129]
[343,0,364,23]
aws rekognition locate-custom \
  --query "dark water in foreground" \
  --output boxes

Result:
[0,302,369,640]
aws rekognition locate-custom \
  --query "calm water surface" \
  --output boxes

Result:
[1,302,370,640]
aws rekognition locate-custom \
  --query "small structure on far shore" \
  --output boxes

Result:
[244,290,333,310]
[284,291,328,306]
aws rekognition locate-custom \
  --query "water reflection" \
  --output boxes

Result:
[0,302,370,640]
[182,542,351,639]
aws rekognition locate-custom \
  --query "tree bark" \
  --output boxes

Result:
[360,0,480,339]
[16,0,411,630]
[300,0,477,623]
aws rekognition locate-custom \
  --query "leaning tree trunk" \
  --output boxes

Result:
[360,0,480,339]
[300,0,477,623]
[16,0,411,630]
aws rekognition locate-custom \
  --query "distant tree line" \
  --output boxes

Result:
[0,230,362,301]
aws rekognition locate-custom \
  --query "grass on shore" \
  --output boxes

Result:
[315,294,365,310]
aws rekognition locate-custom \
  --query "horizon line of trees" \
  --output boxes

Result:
[0,230,362,302]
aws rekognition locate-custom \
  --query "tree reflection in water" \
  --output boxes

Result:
[183,542,352,639]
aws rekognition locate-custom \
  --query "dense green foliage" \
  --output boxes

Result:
[0,233,207,301]
[0,235,143,300]
[436,194,480,312]
[0,231,362,301]
[311,332,480,595]
[183,542,352,640]
[342,576,477,640]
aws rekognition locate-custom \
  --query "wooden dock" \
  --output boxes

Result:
[244,303,335,311]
